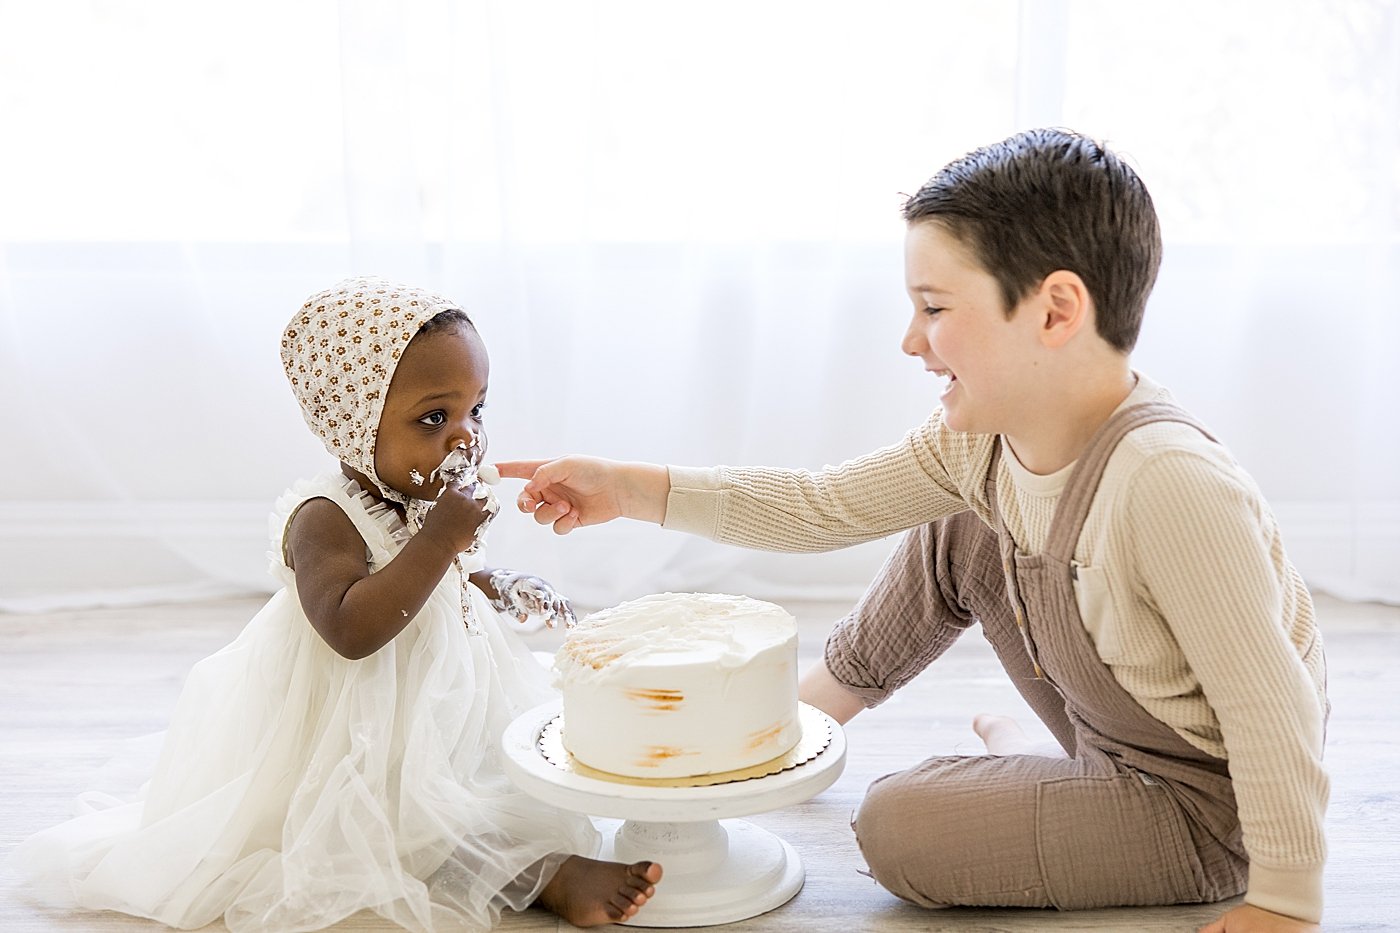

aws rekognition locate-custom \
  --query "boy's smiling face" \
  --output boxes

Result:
[901,220,1041,436]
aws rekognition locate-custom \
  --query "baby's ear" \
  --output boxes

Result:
[1038,270,1092,348]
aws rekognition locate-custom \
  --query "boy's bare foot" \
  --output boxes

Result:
[972,713,1036,755]
[972,713,1067,758]
[536,856,663,927]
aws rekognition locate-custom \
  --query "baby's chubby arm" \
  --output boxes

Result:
[495,457,670,534]
[286,482,493,659]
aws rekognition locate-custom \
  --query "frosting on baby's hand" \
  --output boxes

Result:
[486,569,577,629]
[434,446,498,510]
[405,443,500,557]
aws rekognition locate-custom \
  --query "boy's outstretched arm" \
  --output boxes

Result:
[799,660,867,724]
[495,457,670,533]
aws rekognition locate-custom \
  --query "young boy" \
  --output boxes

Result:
[499,128,1329,931]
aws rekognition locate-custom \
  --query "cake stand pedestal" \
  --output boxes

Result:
[501,701,846,928]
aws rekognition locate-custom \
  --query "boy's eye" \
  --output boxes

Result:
[923,306,945,316]
[471,402,486,418]
[419,411,446,427]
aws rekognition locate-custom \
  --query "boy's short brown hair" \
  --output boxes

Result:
[902,128,1161,353]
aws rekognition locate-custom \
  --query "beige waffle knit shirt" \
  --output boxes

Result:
[662,373,1328,922]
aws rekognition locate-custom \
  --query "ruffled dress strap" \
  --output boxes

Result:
[266,473,411,587]
[266,471,487,592]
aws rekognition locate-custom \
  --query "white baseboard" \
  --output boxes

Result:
[1271,501,1400,605]
[0,500,269,539]
[0,500,273,613]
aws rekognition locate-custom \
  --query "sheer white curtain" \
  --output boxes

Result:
[1,0,1396,612]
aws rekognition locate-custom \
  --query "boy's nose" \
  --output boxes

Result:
[900,318,927,356]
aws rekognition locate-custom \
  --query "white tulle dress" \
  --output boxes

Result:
[7,474,600,931]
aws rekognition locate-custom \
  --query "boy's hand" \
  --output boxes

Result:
[486,569,577,628]
[493,457,669,534]
[1198,904,1319,933]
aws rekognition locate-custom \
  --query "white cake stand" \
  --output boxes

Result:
[501,701,846,928]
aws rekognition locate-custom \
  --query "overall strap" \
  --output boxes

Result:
[1042,401,1215,564]
[984,440,1045,678]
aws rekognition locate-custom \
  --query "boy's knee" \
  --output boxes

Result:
[853,759,1054,910]
[851,772,899,869]
[852,772,950,908]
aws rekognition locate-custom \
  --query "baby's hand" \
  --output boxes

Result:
[486,569,577,628]
[418,480,499,556]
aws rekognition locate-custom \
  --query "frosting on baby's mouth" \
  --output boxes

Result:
[427,444,499,503]
[431,446,498,489]
[409,452,496,491]
[433,445,475,493]
[402,443,503,560]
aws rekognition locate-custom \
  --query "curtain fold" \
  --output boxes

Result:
[1,0,1396,611]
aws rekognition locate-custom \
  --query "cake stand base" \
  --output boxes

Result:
[598,817,803,927]
[502,701,845,929]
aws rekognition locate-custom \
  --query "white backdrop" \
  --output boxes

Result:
[1,0,1397,612]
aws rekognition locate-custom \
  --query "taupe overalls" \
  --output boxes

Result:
[841,403,1249,909]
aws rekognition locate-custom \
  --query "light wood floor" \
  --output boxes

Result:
[1,594,1396,932]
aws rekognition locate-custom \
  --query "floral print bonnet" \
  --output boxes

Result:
[280,275,466,508]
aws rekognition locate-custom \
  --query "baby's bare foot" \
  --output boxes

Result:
[536,856,663,927]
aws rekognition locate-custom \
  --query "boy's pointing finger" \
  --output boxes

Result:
[491,459,551,481]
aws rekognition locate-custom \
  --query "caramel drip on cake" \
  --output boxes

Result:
[635,746,696,768]
[624,688,684,711]
[746,719,791,751]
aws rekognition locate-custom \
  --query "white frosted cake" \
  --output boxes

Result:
[553,592,801,779]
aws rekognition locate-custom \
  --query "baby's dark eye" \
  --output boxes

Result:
[419,411,446,427]
[472,402,486,418]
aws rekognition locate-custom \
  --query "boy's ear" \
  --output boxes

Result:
[1036,270,1092,349]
